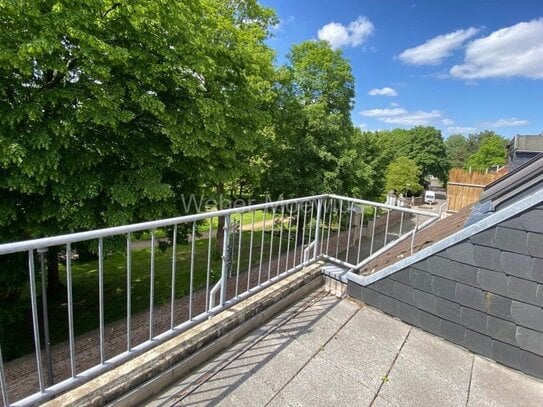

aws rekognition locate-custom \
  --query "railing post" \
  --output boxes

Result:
[219,214,231,307]
[410,214,420,255]
[38,248,54,386]
[313,198,322,260]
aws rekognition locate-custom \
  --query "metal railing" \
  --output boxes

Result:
[0,194,437,406]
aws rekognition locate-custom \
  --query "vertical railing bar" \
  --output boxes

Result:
[28,250,45,392]
[170,224,178,330]
[326,198,334,255]
[292,204,300,269]
[149,231,156,340]
[345,203,354,263]
[219,215,230,306]
[399,211,404,236]
[335,200,343,258]
[205,219,213,312]
[319,199,328,255]
[370,206,377,255]
[299,203,308,264]
[313,198,322,259]
[189,222,196,319]
[0,345,8,407]
[235,214,242,297]
[267,208,276,281]
[258,213,266,285]
[66,243,76,378]
[126,234,132,351]
[246,211,255,291]
[38,249,53,386]
[307,200,314,248]
[285,205,293,273]
[98,238,105,365]
[276,205,285,276]
[411,214,420,255]
[356,205,365,264]
[383,209,391,247]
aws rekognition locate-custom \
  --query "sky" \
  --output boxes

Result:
[260,0,543,139]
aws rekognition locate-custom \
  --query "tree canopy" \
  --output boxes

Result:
[0,0,276,240]
[466,133,507,171]
[0,0,278,354]
[262,40,360,198]
[384,156,423,197]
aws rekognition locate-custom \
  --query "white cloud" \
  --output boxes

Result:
[382,110,442,126]
[483,118,529,128]
[360,107,442,126]
[360,108,406,117]
[447,126,478,135]
[318,16,374,49]
[442,118,455,126]
[399,27,480,65]
[368,86,398,97]
[389,102,400,107]
[450,19,543,79]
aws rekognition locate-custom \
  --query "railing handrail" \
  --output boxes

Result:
[0,194,327,255]
[0,193,437,256]
[327,194,439,218]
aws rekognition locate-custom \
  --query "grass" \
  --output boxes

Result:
[46,227,292,345]
[6,213,324,360]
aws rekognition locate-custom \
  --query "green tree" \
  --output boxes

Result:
[396,126,450,182]
[445,134,470,168]
[0,0,276,357]
[263,41,356,198]
[466,130,501,155]
[384,157,423,197]
[466,134,507,171]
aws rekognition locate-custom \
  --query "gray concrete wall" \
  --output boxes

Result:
[348,204,543,379]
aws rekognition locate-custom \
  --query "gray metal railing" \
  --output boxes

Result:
[0,194,437,406]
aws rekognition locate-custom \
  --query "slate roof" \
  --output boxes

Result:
[358,204,473,275]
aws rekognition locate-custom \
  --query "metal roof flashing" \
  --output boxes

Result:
[347,187,543,286]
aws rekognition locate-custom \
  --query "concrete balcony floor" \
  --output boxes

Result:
[145,290,543,407]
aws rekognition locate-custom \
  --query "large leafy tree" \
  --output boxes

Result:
[466,133,507,171]
[384,157,423,197]
[263,40,357,198]
[0,0,276,354]
[445,133,470,169]
[396,126,450,182]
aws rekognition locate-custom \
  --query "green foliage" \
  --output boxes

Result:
[394,126,450,182]
[385,157,423,196]
[446,134,470,169]
[0,0,277,356]
[466,133,507,171]
[263,40,362,198]
[0,0,277,238]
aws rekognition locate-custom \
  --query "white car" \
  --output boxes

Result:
[424,190,436,205]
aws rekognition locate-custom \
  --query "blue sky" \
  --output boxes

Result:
[261,0,543,139]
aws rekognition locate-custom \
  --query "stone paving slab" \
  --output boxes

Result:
[145,291,543,407]
[467,357,543,407]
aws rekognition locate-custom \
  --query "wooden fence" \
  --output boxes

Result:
[446,168,505,212]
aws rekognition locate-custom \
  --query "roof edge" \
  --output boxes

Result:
[347,187,543,287]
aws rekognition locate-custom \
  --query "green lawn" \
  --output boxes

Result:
[46,227,293,345]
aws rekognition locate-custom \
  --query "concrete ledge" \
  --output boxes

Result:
[44,264,324,407]
[324,275,347,298]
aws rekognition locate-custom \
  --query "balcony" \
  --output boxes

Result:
[2,189,543,406]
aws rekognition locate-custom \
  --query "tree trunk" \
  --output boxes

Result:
[47,248,64,297]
